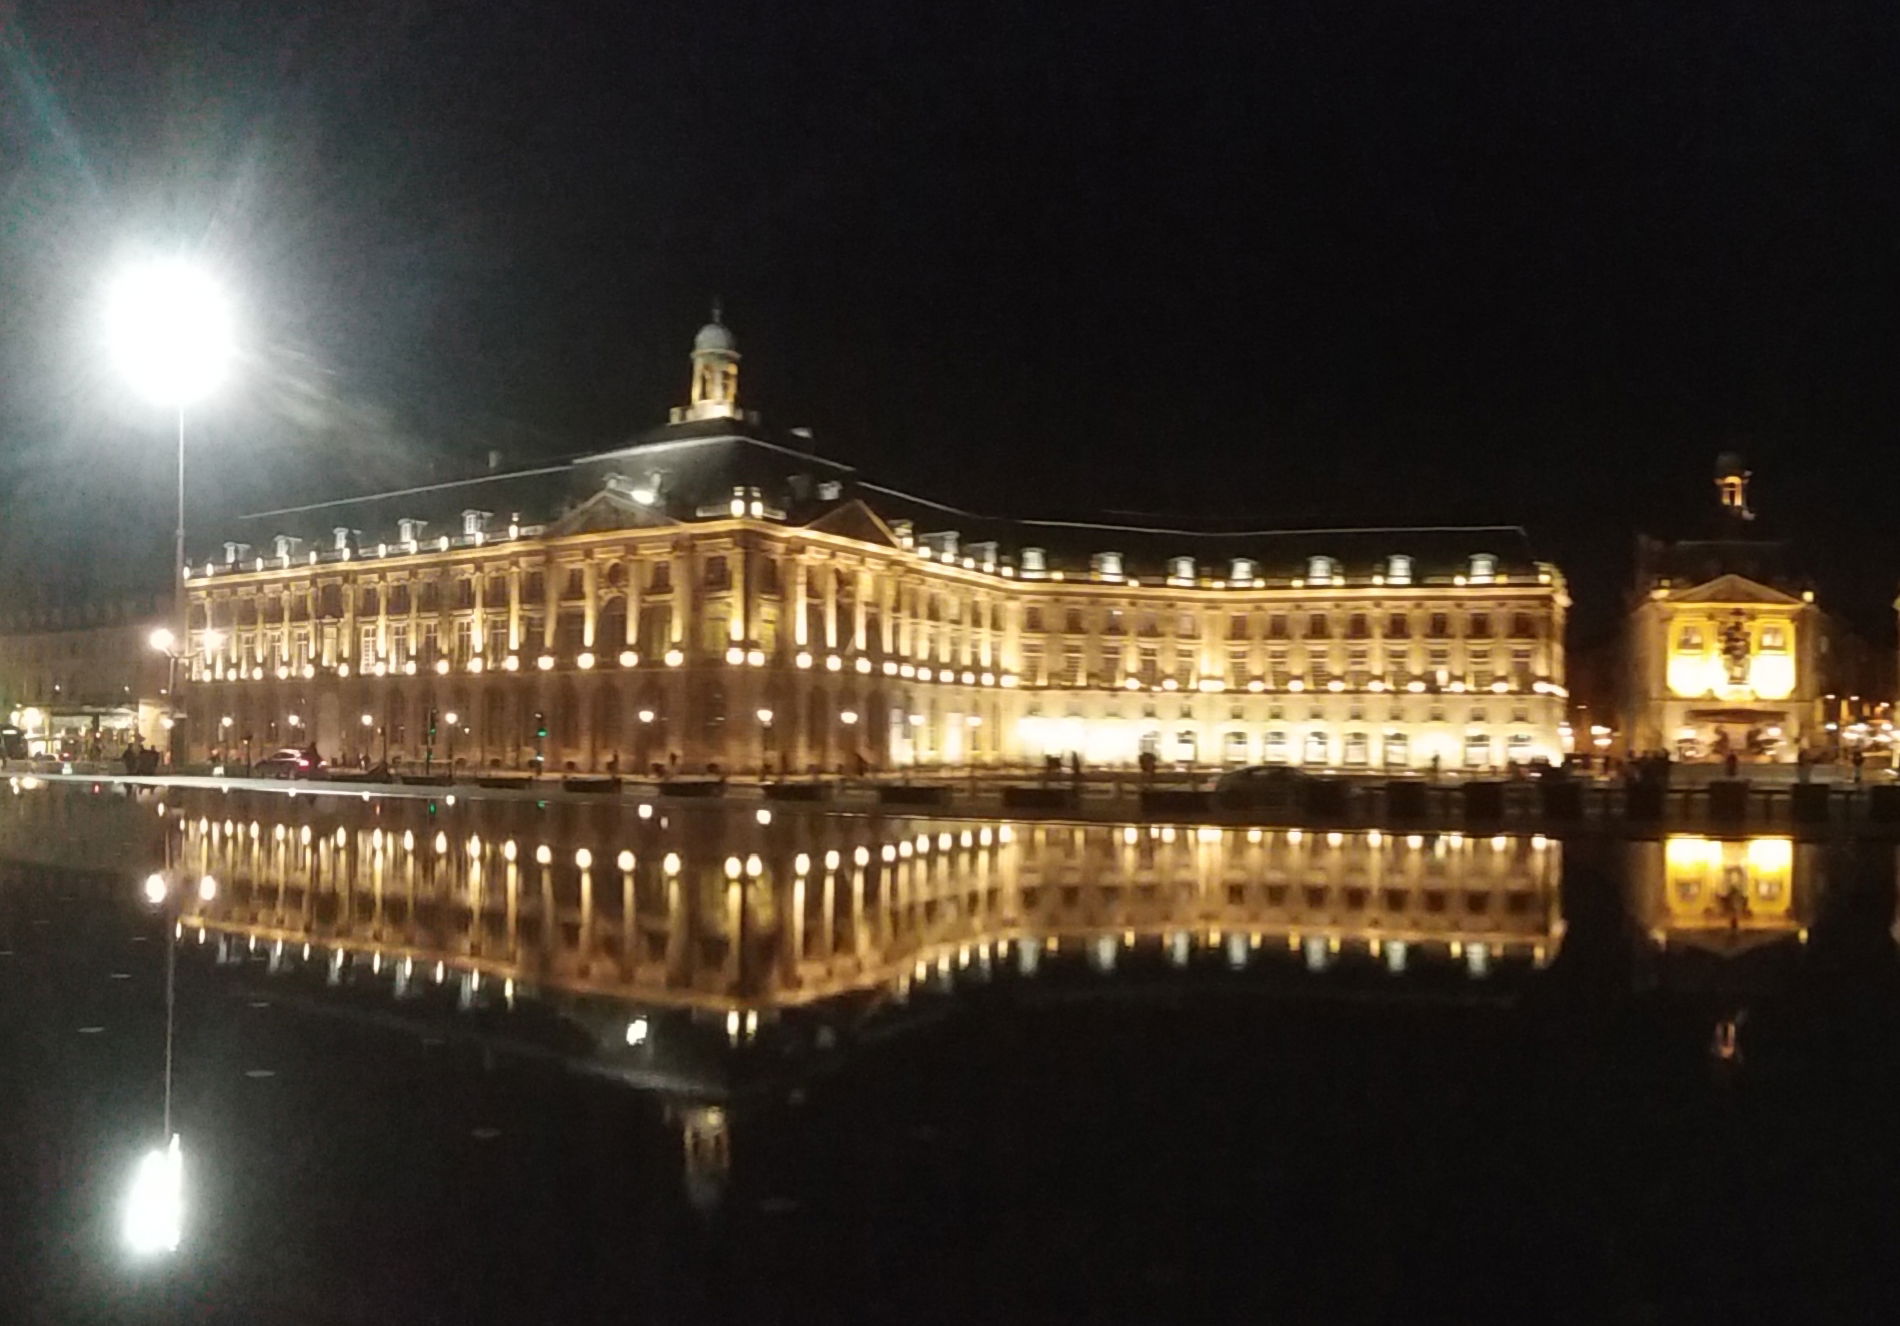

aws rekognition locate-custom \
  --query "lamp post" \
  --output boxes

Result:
[108,259,234,768]
[360,712,373,769]
[756,708,774,779]
[443,711,459,771]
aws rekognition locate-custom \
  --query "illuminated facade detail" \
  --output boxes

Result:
[178,322,1570,772]
[0,601,173,754]
[1621,457,1827,762]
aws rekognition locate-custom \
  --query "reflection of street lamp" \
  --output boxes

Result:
[756,708,774,777]
[444,711,459,768]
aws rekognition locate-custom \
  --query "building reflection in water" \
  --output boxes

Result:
[0,784,1565,1210]
[1636,834,1811,955]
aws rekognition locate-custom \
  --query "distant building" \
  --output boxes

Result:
[0,594,173,756]
[178,315,1571,773]
[1618,454,1847,762]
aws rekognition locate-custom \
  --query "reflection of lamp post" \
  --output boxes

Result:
[966,713,983,790]
[443,711,459,770]
[756,708,774,778]
[360,712,373,768]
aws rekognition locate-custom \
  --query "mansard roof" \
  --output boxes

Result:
[204,418,1553,588]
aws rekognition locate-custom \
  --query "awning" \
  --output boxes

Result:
[1686,708,1787,724]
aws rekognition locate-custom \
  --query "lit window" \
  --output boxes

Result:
[1307,555,1337,585]
[1760,625,1786,650]
[1386,554,1413,584]
[1469,553,1497,584]
[1678,625,1704,651]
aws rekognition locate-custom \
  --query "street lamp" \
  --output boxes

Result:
[756,708,774,777]
[108,259,234,762]
[444,711,459,769]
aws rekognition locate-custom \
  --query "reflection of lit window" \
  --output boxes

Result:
[1343,732,1369,765]
[1303,731,1328,764]
[1264,731,1288,762]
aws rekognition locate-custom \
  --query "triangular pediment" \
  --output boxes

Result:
[1666,574,1803,606]
[543,488,678,538]
[803,499,902,549]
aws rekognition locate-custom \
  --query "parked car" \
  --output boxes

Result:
[1212,764,1309,808]
[254,748,326,779]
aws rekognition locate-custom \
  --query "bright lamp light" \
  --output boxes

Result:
[106,258,234,406]
[123,1134,183,1255]
[147,627,175,654]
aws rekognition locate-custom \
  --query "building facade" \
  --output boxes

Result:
[178,318,1571,774]
[0,595,173,757]
[1619,456,1830,762]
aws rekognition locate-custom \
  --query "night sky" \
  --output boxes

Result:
[2,1,1898,645]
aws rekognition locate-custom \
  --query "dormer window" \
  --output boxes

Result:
[968,540,998,571]
[890,520,914,549]
[397,518,425,544]
[223,541,251,565]
[1168,556,1195,583]
[1386,554,1413,585]
[817,480,843,501]
[461,510,492,536]
[1469,553,1497,585]
[272,535,303,561]
[1307,556,1337,585]
[1092,551,1124,580]
[1231,558,1255,582]
[333,527,353,553]
[924,531,960,559]
[1021,547,1047,576]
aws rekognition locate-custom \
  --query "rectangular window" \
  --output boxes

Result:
[1303,731,1329,765]
[1064,608,1085,634]
[1266,614,1289,640]
[1227,648,1249,687]
[1228,614,1249,640]
[1268,649,1290,685]
[1463,734,1491,768]
[1264,730,1288,763]
[1511,648,1533,684]
[1104,608,1124,635]
[1139,646,1160,685]
[703,556,730,589]
[1223,731,1249,765]
[455,619,474,660]
[649,562,671,592]
[1347,614,1370,639]
[1384,732,1409,767]
[1471,649,1493,688]
[1178,612,1199,638]
[1306,614,1330,639]
[1760,624,1786,650]
[1343,732,1369,766]
[1385,614,1410,638]
[1428,613,1450,638]
[1385,647,1409,678]
[1510,613,1535,639]
[1061,644,1084,685]
[389,622,410,659]
[359,624,378,663]
[1021,645,1045,685]
[1428,646,1451,674]
[1468,613,1493,639]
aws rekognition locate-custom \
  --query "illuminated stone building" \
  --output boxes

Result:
[1619,455,1828,761]
[0,594,172,755]
[179,316,1571,773]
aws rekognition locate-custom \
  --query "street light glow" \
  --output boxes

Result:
[148,627,175,654]
[123,1133,184,1255]
[106,258,234,406]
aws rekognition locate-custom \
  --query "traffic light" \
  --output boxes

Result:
[534,710,548,739]
[427,706,438,740]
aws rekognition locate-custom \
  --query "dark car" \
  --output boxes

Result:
[254,748,325,779]
[1211,764,1309,808]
